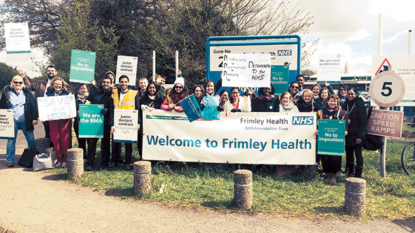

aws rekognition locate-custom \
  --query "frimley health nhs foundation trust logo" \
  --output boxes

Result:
[292,116,314,125]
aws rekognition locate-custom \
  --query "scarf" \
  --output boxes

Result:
[321,106,340,119]
[258,94,273,102]
[280,101,295,112]
[169,91,187,104]
[76,93,89,102]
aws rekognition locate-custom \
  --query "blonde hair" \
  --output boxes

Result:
[10,75,25,89]
[302,89,314,99]
[48,77,69,92]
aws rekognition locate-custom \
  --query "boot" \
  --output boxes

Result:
[346,162,355,177]
[331,173,337,183]
[354,165,363,178]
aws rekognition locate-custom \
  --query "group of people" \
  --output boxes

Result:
[1,68,367,182]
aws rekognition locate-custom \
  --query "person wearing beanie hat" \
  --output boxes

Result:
[161,75,188,112]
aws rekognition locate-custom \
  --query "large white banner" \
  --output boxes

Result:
[222,54,271,87]
[115,55,138,86]
[372,55,415,106]
[37,95,76,121]
[318,54,342,81]
[0,109,14,139]
[4,22,31,54]
[113,109,138,142]
[143,110,316,165]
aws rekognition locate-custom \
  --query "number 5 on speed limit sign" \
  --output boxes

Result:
[369,71,406,108]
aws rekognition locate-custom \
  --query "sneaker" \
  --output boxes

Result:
[55,162,62,168]
[7,162,14,167]
[61,162,67,168]
[86,166,92,171]
[125,164,132,171]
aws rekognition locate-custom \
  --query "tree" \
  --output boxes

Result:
[0,63,18,89]
[49,0,119,82]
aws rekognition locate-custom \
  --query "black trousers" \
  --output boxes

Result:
[112,142,132,164]
[87,123,111,166]
[74,119,87,158]
[321,154,342,174]
[346,145,363,167]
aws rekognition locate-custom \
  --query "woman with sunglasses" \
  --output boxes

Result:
[342,87,367,178]
[230,87,251,112]
[161,77,187,112]
[0,75,38,167]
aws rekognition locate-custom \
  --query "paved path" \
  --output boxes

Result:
[0,123,414,233]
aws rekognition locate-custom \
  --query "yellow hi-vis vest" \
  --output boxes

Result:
[112,88,137,109]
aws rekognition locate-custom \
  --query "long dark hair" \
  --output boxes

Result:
[230,87,240,104]
[142,81,164,103]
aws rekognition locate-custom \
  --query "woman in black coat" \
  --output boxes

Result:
[252,86,275,112]
[342,87,367,178]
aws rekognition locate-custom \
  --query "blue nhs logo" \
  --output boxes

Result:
[277,50,292,56]
[292,116,314,125]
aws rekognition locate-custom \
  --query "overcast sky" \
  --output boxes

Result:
[1,0,414,77]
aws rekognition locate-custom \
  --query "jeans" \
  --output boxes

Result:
[6,122,35,163]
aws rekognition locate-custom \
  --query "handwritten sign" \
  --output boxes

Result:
[69,49,96,83]
[37,95,77,121]
[0,110,14,139]
[222,54,271,87]
[116,55,138,86]
[113,109,138,143]
[4,22,31,54]
[79,104,104,138]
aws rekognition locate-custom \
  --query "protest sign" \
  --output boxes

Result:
[0,110,14,139]
[179,95,202,122]
[69,49,96,83]
[113,109,138,143]
[78,104,104,138]
[271,65,289,95]
[222,54,271,87]
[143,111,316,165]
[115,55,138,86]
[317,120,346,156]
[367,109,403,138]
[4,22,31,54]
[37,95,77,121]
[318,55,342,81]
[202,96,220,120]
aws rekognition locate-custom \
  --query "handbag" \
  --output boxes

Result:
[363,107,382,151]
[33,153,55,172]
[18,148,38,168]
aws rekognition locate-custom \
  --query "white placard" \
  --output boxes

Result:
[372,55,415,106]
[37,95,77,121]
[4,22,31,54]
[318,54,342,81]
[222,54,271,87]
[116,55,138,86]
[143,110,316,165]
[113,109,138,142]
[0,109,15,138]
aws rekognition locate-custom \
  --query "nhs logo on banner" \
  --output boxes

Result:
[277,50,292,56]
[292,116,314,125]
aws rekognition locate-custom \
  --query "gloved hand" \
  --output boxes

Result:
[100,108,108,115]
[141,105,150,111]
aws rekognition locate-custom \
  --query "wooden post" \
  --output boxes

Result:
[133,161,152,195]
[67,148,84,180]
[234,169,253,209]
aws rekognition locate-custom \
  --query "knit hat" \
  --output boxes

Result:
[174,77,185,87]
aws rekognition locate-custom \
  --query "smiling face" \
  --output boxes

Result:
[194,87,203,98]
[347,90,357,101]
[320,89,329,100]
[281,93,291,106]
[296,76,305,87]
[119,77,129,92]
[303,93,312,103]
[231,89,239,100]
[312,86,320,96]
[12,76,24,92]
[46,67,57,79]
[221,91,229,102]
[174,84,183,93]
[339,88,347,97]
[78,85,88,95]
[53,80,63,93]
[263,87,271,96]
[206,81,214,94]
[148,83,156,96]
[139,79,148,92]
[289,83,299,95]
[101,78,111,90]
[328,98,337,109]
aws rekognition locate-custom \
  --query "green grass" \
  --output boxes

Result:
[49,139,415,220]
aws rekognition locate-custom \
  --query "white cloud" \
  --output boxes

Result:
[383,30,406,44]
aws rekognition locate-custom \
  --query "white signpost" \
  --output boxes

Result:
[0,110,15,139]
[116,56,138,86]
[318,54,342,82]
[222,54,271,87]
[113,109,138,143]
[4,22,31,54]
[37,95,77,121]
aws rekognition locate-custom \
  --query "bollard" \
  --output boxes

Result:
[67,148,84,180]
[345,177,366,217]
[234,169,253,209]
[133,161,152,195]
[35,138,50,154]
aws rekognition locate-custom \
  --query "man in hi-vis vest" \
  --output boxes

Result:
[109,75,138,170]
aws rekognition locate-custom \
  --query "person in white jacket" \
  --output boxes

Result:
[229,87,251,112]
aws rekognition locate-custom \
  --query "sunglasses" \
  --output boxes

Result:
[231,92,239,94]
[290,86,299,89]
[14,81,23,84]
[175,86,183,89]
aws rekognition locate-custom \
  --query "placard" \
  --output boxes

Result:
[78,104,104,138]
[317,119,346,156]
[4,22,31,54]
[113,109,138,143]
[367,109,403,138]
[37,95,77,121]
[271,65,289,95]
[143,111,316,165]
[222,54,271,87]
[318,54,342,81]
[115,55,138,86]
[69,49,96,83]
[0,109,14,139]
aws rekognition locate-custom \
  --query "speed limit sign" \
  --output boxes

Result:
[369,71,405,107]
